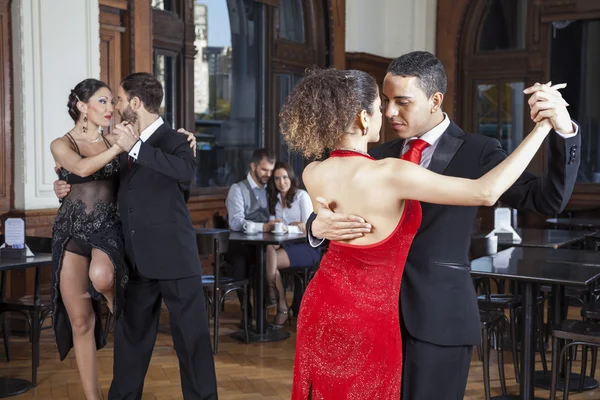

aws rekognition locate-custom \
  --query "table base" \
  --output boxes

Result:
[0,377,33,398]
[534,370,599,391]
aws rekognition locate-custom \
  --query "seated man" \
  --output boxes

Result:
[225,148,278,324]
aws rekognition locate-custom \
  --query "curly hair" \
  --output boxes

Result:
[279,68,379,159]
[267,162,299,215]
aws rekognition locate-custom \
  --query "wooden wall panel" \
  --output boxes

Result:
[345,52,395,146]
[435,0,470,122]
[100,4,125,95]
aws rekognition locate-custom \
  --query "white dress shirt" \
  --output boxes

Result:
[274,189,313,223]
[128,117,164,160]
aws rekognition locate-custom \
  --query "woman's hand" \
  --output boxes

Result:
[289,221,307,234]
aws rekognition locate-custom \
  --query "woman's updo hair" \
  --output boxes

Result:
[67,79,110,123]
[280,68,378,159]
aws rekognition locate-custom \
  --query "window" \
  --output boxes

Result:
[279,0,305,43]
[152,0,174,11]
[551,19,600,183]
[154,52,177,127]
[478,0,527,51]
[275,73,304,178]
[475,82,525,154]
[192,0,259,192]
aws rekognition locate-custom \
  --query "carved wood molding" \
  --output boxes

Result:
[274,42,315,64]
[99,0,128,10]
[345,52,392,83]
[328,0,345,68]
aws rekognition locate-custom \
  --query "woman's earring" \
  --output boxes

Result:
[363,126,369,136]
[82,114,88,133]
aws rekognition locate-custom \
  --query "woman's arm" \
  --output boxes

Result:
[389,120,553,206]
[50,137,122,178]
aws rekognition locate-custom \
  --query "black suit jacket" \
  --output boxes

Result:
[117,122,201,280]
[307,120,580,346]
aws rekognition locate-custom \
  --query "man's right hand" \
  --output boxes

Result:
[311,197,371,241]
[54,180,71,200]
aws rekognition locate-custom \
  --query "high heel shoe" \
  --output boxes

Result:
[269,308,293,330]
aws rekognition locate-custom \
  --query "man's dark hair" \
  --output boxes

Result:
[251,148,276,165]
[120,72,163,114]
[387,51,447,98]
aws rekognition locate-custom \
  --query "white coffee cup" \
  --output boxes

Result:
[273,222,284,234]
[243,221,257,234]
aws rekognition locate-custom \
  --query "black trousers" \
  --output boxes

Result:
[108,270,217,400]
[401,331,473,400]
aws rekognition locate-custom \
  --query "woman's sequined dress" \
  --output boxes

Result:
[292,151,422,399]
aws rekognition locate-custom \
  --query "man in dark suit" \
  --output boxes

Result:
[306,52,579,399]
[105,72,217,399]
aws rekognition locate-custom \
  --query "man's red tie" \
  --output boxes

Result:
[128,156,134,170]
[400,139,430,165]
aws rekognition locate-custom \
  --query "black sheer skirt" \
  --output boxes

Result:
[51,159,129,361]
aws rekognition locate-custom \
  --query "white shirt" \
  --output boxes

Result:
[273,189,313,225]
[128,117,164,160]
[400,113,451,168]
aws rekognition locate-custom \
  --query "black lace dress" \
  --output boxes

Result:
[51,134,129,361]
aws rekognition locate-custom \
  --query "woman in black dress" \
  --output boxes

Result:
[50,78,128,400]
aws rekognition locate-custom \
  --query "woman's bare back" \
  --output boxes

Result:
[303,156,406,246]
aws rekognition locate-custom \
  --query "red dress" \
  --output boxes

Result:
[292,150,422,400]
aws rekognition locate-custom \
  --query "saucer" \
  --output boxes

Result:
[244,231,259,236]
[271,230,285,236]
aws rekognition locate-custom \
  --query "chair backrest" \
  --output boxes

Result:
[196,228,230,256]
[213,214,229,230]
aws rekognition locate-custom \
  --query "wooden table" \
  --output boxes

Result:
[0,253,52,398]
[228,231,306,343]
[497,228,593,249]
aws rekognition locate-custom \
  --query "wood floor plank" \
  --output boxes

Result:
[1,299,598,399]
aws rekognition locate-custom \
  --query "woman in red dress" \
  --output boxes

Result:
[280,68,558,399]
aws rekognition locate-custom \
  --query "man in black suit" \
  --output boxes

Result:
[306,52,579,399]
[106,72,217,399]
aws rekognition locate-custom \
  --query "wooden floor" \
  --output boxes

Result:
[2,299,599,399]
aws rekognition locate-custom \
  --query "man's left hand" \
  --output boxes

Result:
[113,122,140,152]
[524,81,574,134]
[177,128,197,157]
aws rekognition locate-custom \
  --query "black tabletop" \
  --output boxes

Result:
[0,253,52,272]
[546,218,600,229]
[497,228,593,249]
[487,247,600,267]
[471,256,600,286]
[228,231,307,245]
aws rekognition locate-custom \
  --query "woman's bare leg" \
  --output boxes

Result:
[89,249,115,313]
[272,249,291,326]
[60,251,100,400]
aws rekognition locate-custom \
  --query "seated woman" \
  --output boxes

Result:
[266,162,321,328]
